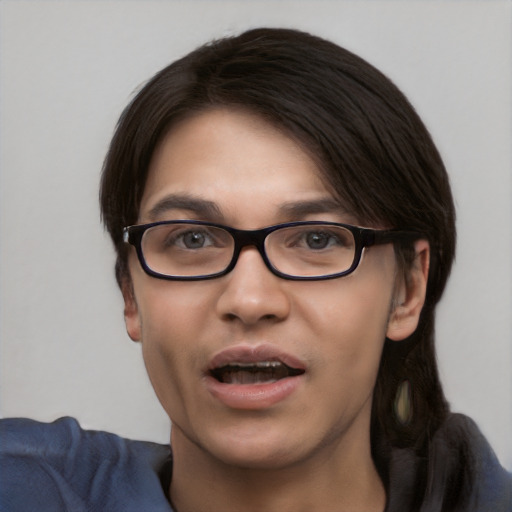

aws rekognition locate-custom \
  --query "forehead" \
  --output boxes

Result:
[138,108,347,225]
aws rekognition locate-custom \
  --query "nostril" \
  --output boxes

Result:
[220,311,279,324]
[222,312,239,322]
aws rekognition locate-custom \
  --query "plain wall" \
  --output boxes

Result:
[1,0,511,470]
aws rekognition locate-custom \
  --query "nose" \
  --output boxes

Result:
[215,247,291,326]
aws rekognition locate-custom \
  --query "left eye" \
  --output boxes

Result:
[280,226,350,252]
[303,231,336,249]
[292,229,345,250]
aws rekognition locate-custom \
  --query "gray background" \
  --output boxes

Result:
[1,0,511,470]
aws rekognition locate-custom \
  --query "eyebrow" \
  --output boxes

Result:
[146,194,350,223]
[146,194,224,221]
[278,198,350,219]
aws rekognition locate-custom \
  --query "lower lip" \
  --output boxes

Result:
[204,374,304,410]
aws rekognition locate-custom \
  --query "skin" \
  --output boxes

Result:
[123,108,429,512]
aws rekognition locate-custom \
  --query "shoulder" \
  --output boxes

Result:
[426,413,512,511]
[386,413,512,512]
[0,417,173,512]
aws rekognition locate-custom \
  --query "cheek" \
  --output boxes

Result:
[136,278,217,342]
[296,275,393,380]
[299,277,393,340]
[134,283,215,417]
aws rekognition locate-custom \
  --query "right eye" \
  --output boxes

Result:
[179,230,213,249]
[161,227,216,250]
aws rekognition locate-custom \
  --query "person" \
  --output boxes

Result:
[1,27,510,512]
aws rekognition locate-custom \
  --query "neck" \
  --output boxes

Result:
[168,426,386,512]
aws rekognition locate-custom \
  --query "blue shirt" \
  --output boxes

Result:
[1,415,511,511]
[0,417,172,511]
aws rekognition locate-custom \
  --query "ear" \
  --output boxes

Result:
[386,239,430,341]
[121,278,141,342]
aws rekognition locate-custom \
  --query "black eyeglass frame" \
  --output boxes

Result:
[123,220,422,281]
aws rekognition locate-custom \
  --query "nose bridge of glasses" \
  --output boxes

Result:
[229,227,273,268]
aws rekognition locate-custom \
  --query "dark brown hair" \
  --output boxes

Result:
[100,27,456,478]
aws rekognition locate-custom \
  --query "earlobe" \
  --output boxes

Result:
[122,279,142,342]
[386,240,430,342]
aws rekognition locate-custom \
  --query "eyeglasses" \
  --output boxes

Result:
[123,220,421,281]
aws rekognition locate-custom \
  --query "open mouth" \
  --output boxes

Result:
[210,361,305,385]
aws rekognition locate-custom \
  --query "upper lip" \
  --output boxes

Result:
[207,343,307,372]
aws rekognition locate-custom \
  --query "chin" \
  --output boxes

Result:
[201,424,306,470]
[215,445,301,471]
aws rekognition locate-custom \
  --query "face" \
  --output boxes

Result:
[124,108,417,471]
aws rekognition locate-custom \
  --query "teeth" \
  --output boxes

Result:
[211,361,304,384]
[227,361,283,369]
[225,371,279,385]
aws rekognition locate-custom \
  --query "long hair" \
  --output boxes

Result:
[100,28,456,475]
